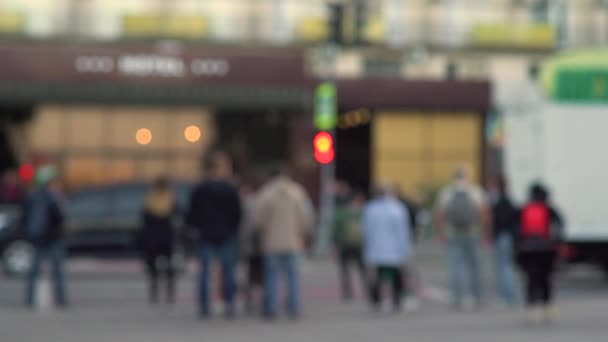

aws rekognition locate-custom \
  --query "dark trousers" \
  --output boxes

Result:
[25,241,67,308]
[144,250,175,304]
[368,266,404,310]
[243,255,264,314]
[518,250,556,306]
[338,247,365,300]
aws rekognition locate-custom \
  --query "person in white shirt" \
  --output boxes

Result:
[362,184,412,313]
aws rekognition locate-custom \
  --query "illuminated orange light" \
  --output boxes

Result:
[184,125,201,143]
[136,128,152,145]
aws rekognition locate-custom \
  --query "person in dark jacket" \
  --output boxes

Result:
[332,190,366,302]
[23,166,66,309]
[490,176,519,306]
[139,177,177,305]
[187,152,242,318]
[517,183,563,324]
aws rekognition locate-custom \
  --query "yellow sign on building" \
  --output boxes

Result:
[0,10,24,34]
[296,15,386,44]
[123,14,209,39]
[296,17,328,42]
[472,23,556,48]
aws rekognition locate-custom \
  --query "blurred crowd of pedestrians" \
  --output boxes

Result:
[13,154,565,325]
[331,166,564,324]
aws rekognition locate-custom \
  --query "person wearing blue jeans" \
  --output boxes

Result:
[263,253,300,318]
[495,233,517,305]
[198,240,238,318]
[22,170,66,309]
[254,166,313,320]
[436,167,491,310]
[26,241,67,308]
[186,152,242,318]
[490,176,519,306]
[447,235,484,308]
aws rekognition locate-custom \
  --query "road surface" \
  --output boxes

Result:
[1,241,607,342]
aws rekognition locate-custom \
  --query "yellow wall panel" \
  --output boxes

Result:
[429,158,480,185]
[373,159,424,196]
[429,113,479,152]
[372,111,483,196]
[373,112,424,151]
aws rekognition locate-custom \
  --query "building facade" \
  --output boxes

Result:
[1,0,594,196]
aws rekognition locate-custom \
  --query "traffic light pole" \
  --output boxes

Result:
[312,2,343,256]
[314,44,338,256]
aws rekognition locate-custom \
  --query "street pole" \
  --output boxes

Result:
[313,3,341,256]
[314,45,338,257]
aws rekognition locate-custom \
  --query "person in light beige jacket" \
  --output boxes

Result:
[253,166,314,319]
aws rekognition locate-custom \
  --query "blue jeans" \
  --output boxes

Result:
[198,240,237,316]
[495,233,517,305]
[25,241,67,307]
[264,253,300,317]
[447,236,483,307]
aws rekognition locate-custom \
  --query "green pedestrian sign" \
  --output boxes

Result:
[314,82,337,130]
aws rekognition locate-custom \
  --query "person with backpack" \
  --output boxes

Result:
[490,176,519,306]
[23,166,67,309]
[517,183,563,324]
[435,167,491,310]
[332,190,366,302]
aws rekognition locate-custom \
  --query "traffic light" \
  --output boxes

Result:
[314,82,337,131]
[18,163,35,183]
[353,0,367,45]
[314,131,335,164]
[327,3,344,45]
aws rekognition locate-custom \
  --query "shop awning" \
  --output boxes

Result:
[0,81,310,110]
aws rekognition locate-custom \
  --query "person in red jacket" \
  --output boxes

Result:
[517,183,563,324]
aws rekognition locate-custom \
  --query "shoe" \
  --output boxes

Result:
[287,312,301,321]
[543,305,557,323]
[199,310,211,320]
[404,297,421,313]
[262,313,277,322]
[56,303,69,311]
[525,307,542,325]
[450,302,464,312]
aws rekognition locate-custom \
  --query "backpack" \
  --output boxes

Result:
[343,215,362,247]
[24,190,51,242]
[445,189,478,232]
[520,203,550,239]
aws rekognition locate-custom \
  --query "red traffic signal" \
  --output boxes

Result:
[314,132,335,164]
[18,163,35,183]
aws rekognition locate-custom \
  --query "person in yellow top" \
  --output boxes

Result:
[139,177,178,305]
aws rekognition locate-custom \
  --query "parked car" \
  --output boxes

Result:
[0,182,193,276]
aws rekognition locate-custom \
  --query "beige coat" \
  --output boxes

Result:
[254,176,313,253]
